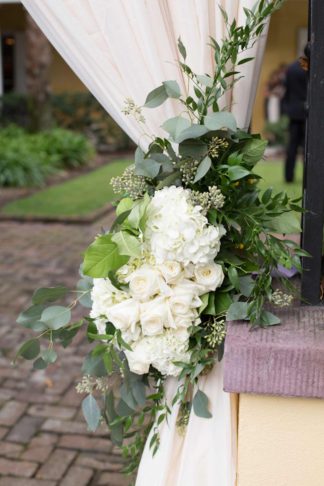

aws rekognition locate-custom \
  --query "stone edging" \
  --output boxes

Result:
[223,306,324,399]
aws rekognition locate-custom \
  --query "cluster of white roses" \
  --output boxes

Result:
[90,186,225,377]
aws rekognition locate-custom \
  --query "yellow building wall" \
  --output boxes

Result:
[252,0,308,133]
[48,49,86,93]
[237,394,324,486]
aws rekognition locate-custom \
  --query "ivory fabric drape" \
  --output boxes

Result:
[21,2,271,485]
[21,0,268,149]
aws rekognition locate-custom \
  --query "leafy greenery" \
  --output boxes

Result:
[0,126,94,187]
[16,0,299,478]
[0,92,133,151]
[1,159,130,217]
[264,115,289,146]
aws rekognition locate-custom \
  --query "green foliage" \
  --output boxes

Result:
[264,115,289,146]
[15,1,294,477]
[83,234,129,278]
[192,390,212,418]
[82,394,101,431]
[0,126,94,187]
[32,128,95,170]
[0,92,133,151]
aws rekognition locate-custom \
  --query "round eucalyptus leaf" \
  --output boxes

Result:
[33,357,47,370]
[41,306,71,330]
[17,339,40,361]
[42,349,58,364]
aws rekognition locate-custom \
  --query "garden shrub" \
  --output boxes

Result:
[31,128,95,169]
[0,125,94,187]
[264,115,289,146]
[0,92,133,151]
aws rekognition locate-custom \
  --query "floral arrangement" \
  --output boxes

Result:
[16,0,305,475]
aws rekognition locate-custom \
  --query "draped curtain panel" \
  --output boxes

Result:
[21,0,269,149]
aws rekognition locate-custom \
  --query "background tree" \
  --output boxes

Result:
[25,12,52,131]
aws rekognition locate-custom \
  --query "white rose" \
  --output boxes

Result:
[140,296,171,336]
[107,299,139,332]
[158,261,182,283]
[194,262,224,292]
[90,278,127,321]
[125,340,151,375]
[169,287,201,316]
[173,312,197,329]
[126,265,161,301]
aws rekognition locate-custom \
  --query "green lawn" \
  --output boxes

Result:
[2,159,131,218]
[255,159,303,200]
[1,157,303,219]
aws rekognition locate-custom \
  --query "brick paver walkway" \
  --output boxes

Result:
[0,217,130,485]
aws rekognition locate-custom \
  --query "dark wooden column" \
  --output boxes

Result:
[301,0,324,305]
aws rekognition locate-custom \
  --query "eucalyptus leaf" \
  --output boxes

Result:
[83,234,129,278]
[82,354,107,377]
[32,286,67,305]
[239,276,255,297]
[193,156,212,182]
[163,80,181,98]
[112,231,142,258]
[131,379,146,407]
[116,398,135,417]
[41,306,71,330]
[42,349,57,364]
[193,390,212,418]
[82,394,101,432]
[162,116,191,141]
[120,383,137,410]
[226,302,248,321]
[24,321,47,333]
[175,124,209,143]
[179,140,208,158]
[16,339,40,361]
[77,278,93,308]
[135,146,161,178]
[204,112,237,131]
[144,85,168,108]
[259,310,281,327]
[33,357,47,370]
[105,392,124,446]
[17,304,44,326]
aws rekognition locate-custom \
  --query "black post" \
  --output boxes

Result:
[301,0,324,304]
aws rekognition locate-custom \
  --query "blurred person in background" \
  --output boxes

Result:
[282,45,309,183]
[264,63,287,124]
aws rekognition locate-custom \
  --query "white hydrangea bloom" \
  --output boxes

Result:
[89,186,226,376]
[145,186,226,265]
